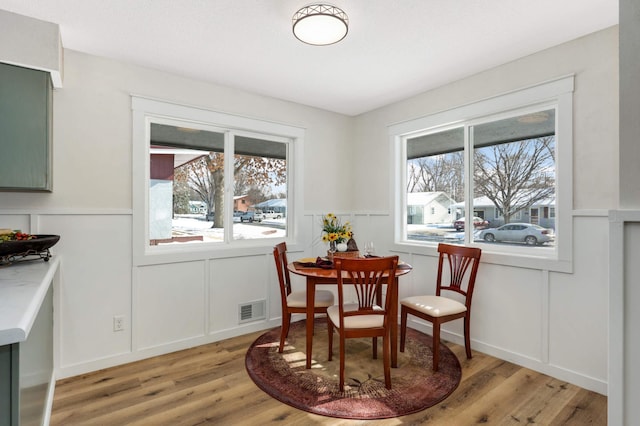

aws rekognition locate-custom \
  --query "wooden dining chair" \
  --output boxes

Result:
[327,256,399,391]
[400,243,481,371]
[272,242,335,353]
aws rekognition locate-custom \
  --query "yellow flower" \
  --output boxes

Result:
[321,213,353,244]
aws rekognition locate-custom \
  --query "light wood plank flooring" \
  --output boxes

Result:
[51,328,607,425]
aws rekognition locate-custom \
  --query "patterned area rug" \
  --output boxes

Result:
[245,318,461,419]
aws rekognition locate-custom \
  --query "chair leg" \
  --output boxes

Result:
[464,313,472,359]
[372,337,378,359]
[432,321,440,372]
[383,332,391,389]
[327,317,334,361]
[400,306,408,352]
[279,313,291,353]
[339,335,346,392]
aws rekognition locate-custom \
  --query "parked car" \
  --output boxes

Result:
[240,210,264,223]
[478,223,554,245]
[454,216,489,231]
[262,210,282,219]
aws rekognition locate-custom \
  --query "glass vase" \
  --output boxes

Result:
[329,240,337,253]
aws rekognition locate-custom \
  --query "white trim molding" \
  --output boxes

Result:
[608,209,640,425]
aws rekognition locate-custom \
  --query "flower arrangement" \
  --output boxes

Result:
[321,213,352,244]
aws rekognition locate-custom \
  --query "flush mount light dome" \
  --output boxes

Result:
[292,4,349,46]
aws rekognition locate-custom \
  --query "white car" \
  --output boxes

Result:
[262,210,283,220]
[478,223,554,245]
[239,210,264,222]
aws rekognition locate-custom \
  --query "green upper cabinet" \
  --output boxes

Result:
[0,62,52,192]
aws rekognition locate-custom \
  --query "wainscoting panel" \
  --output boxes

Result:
[0,213,30,232]
[208,255,269,333]
[135,261,207,351]
[549,215,608,380]
[0,210,609,395]
[36,213,133,374]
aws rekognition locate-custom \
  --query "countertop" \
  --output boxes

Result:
[0,256,59,345]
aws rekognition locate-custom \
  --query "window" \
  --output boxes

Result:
[132,97,304,262]
[472,112,555,243]
[148,123,288,246]
[391,76,573,271]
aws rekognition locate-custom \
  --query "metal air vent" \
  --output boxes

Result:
[239,300,266,323]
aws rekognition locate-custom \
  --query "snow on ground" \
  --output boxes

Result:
[172,215,286,242]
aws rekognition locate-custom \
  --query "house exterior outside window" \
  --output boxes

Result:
[391,76,574,272]
[132,96,304,264]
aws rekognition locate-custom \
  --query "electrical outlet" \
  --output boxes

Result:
[113,315,125,332]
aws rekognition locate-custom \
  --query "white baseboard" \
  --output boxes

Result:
[407,320,607,396]
[55,318,282,380]
[55,315,607,397]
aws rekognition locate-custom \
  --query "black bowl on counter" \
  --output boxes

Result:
[0,235,60,257]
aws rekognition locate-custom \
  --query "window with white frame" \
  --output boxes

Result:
[391,76,573,271]
[132,97,303,261]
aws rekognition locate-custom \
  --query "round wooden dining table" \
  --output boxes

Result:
[287,259,412,369]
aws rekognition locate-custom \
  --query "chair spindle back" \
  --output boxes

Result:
[335,256,399,323]
[273,242,292,299]
[436,243,482,308]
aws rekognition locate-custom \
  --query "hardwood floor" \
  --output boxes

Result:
[51,327,607,425]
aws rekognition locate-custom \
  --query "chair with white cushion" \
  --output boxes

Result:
[400,243,481,371]
[327,256,399,391]
[273,242,334,353]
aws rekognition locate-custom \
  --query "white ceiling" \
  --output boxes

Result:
[0,0,618,116]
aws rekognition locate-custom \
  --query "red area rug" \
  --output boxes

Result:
[245,318,461,419]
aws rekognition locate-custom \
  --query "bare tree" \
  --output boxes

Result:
[407,152,464,201]
[177,152,286,228]
[474,137,555,224]
[178,155,219,223]
[172,168,191,215]
[234,171,250,198]
[246,187,268,205]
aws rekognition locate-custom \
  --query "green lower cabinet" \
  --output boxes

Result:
[0,344,19,426]
[0,285,53,425]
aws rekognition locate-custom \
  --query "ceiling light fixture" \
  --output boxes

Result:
[292,4,349,46]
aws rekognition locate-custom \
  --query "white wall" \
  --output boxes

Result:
[0,13,617,397]
[0,46,353,377]
[350,27,618,395]
[353,27,618,211]
[613,0,640,423]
